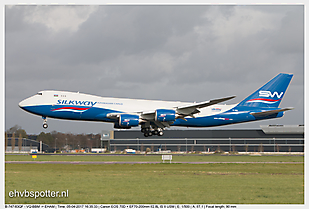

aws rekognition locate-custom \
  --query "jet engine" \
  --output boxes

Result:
[118,114,139,127]
[155,109,176,122]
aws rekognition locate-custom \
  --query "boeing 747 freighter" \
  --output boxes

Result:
[19,73,293,137]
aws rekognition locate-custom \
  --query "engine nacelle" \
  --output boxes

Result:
[155,109,176,122]
[118,114,139,127]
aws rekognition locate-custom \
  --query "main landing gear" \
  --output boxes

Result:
[42,116,48,129]
[141,127,164,137]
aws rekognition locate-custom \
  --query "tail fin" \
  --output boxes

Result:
[237,73,293,108]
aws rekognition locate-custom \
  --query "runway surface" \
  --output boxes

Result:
[5,161,304,164]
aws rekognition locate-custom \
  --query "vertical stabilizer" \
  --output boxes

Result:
[237,73,293,108]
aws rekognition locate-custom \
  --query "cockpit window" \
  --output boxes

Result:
[37,93,43,95]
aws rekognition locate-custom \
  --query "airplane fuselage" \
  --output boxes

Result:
[18,73,293,136]
[19,90,282,128]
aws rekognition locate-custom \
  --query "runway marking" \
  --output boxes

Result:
[5,161,304,164]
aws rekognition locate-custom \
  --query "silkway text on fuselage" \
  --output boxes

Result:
[56,100,97,106]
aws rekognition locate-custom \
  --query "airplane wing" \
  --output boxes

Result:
[106,112,136,119]
[108,95,236,128]
[140,95,236,125]
[250,107,294,117]
[176,95,236,116]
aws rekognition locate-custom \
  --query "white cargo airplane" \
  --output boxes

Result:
[19,73,293,137]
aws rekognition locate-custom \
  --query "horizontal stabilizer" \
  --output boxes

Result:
[250,107,293,117]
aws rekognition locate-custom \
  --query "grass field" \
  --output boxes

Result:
[5,154,304,204]
[5,154,304,162]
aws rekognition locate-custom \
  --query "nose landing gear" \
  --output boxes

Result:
[42,116,48,129]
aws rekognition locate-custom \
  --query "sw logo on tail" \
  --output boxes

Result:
[19,73,293,137]
[259,90,284,98]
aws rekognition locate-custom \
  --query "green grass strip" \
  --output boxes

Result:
[5,163,304,204]
[5,154,304,163]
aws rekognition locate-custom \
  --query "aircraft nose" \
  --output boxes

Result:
[19,100,26,108]
[19,97,32,109]
[19,96,38,114]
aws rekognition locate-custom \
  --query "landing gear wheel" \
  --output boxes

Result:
[42,116,48,129]
[158,131,164,136]
[148,131,153,136]
[141,128,145,133]
[153,130,159,135]
[144,132,149,137]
